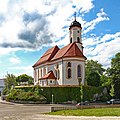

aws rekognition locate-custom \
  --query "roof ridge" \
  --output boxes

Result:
[48,45,59,61]
[33,45,59,67]
[63,42,76,56]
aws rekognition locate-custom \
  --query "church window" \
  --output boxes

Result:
[56,64,59,69]
[77,37,80,43]
[66,62,72,79]
[67,62,71,67]
[70,38,72,43]
[41,69,42,77]
[77,65,81,77]
[68,68,71,78]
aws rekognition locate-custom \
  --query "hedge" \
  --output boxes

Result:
[13,85,105,103]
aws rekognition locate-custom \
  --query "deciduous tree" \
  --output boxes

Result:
[107,52,120,98]
[85,60,105,86]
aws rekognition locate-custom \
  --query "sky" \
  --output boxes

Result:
[0,0,120,78]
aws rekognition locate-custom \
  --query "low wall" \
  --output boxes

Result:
[51,104,120,112]
[51,106,77,112]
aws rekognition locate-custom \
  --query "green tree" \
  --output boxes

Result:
[100,74,112,87]
[86,71,100,87]
[108,52,120,98]
[85,60,105,86]
[16,74,34,85]
[3,74,16,94]
[86,60,105,76]
[109,84,115,99]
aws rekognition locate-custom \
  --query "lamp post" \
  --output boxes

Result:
[78,77,83,109]
[52,94,54,104]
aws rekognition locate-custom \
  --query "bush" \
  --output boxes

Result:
[6,89,47,103]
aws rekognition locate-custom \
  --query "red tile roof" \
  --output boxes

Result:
[33,42,86,67]
[51,42,86,61]
[33,45,59,67]
[39,71,56,80]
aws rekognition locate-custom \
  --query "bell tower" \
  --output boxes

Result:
[69,13,83,52]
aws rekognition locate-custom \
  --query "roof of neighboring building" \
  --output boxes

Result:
[51,42,86,61]
[39,71,56,80]
[33,45,59,67]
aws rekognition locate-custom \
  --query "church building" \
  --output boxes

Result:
[33,17,86,86]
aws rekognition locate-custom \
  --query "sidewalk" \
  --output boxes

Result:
[0,96,15,105]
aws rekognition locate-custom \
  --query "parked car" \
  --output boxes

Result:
[76,101,90,107]
[106,99,120,104]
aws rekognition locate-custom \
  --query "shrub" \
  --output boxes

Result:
[6,89,47,103]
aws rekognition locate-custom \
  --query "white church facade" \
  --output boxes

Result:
[33,18,86,86]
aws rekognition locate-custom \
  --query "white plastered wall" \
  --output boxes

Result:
[34,57,85,86]
[62,57,85,85]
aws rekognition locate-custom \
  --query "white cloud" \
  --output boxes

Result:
[74,0,94,13]
[83,9,109,34]
[0,0,95,52]
[84,32,120,68]
[0,47,20,55]
[0,0,9,13]
[8,65,33,77]
[9,56,21,64]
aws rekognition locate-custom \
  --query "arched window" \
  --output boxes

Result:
[68,68,71,78]
[77,65,81,77]
[77,37,80,43]
[66,62,72,79]
[68,62,71,67]
[70,38,72,43]
[41,69,42,77]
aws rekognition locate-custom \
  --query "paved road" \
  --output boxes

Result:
[0,102,51,120]
[0,102,120,120]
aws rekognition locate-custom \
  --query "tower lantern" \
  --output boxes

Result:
[69,13,83,51]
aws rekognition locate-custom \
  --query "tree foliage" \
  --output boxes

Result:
[107,52,120,98]
[85,60,105,86]
[109,84,115,98]
[16,74,34,85]
[3,74,16,94]
[100,74,112,87]
[86,71,100,87]
[86,60,105,76]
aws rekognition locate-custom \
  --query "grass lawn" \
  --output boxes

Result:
[48,108,120,116]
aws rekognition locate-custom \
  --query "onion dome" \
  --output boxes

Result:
[69,20,82,29]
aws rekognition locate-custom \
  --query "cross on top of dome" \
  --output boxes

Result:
[69,12,82,29]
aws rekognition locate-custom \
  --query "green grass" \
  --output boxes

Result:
[48,108,120,116]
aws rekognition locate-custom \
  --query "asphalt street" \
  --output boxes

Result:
[0,102,120,120]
